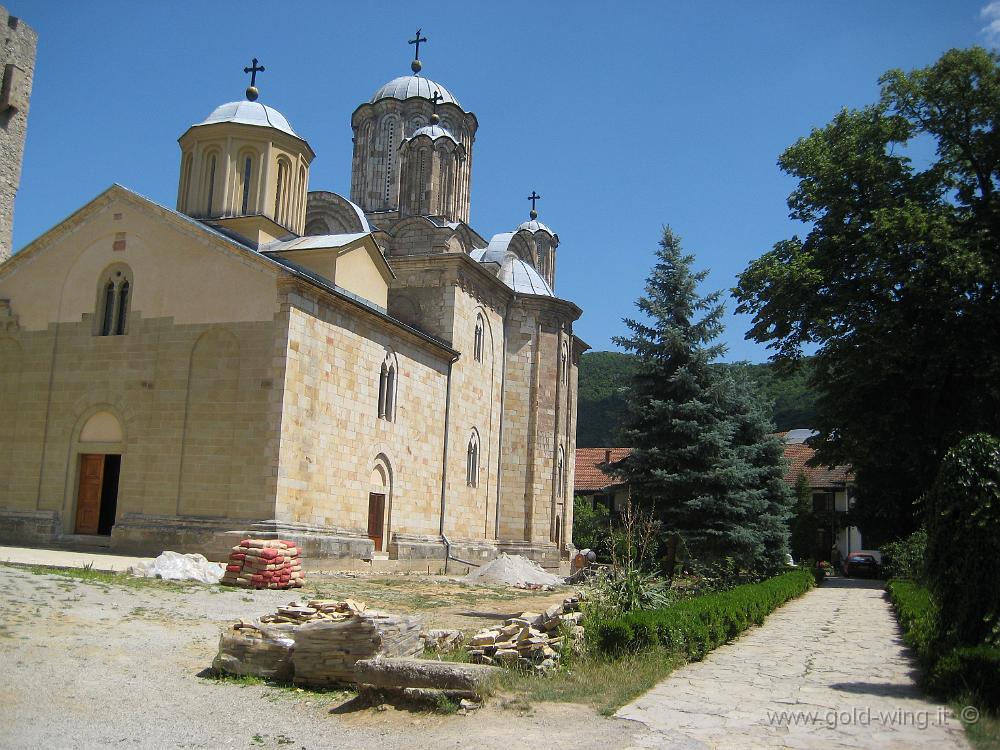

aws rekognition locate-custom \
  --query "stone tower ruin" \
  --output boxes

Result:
[0,5,36,262]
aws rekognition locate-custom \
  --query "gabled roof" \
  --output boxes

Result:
[574,440,852,494]
[780,439,853,489]
[3,184,455,358]
[575,447,633,492]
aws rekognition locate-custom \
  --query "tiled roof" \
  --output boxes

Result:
[781,441,853,489]
[574,441,852,493]
[574,447,632,492]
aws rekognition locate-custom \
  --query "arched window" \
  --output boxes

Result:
[204,153,218,215]
[383,118,396,207]
[378,352,397,422]
[96,265,133,337]
[241,156,253,214]
[474,314,484,362]
[557,445,565,497]
[274,159,288,222]
[561,342,569,385]
[467,430,480,487]
[115,281,130,335]
[179,152,193,213]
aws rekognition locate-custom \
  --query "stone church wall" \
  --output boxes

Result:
[0,193,286,555]
[0,6,35,262]
[496,299,578,566]
[439,283,504,546]
[275,288,452,559]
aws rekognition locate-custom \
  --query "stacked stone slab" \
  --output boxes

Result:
[292,610,423,687]
[467,597,583,673]
[212,599,424,688]
[221,539,303,589]
[213,621,296,681]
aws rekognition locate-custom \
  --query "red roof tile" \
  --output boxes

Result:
[781,442,853,489]
[574,447,632,492]
[575,442,851,493]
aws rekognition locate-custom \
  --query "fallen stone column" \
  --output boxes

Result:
[354,656,500,691]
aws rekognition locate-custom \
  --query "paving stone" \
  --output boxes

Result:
[616,579,971,749]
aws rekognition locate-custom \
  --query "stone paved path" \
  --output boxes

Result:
[616,578,971,749]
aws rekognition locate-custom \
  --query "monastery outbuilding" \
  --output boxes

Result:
[0,36,587,568]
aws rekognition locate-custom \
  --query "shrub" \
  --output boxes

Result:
[926,645,1000,711]
[887,579,1000,711]
[592,568,814,656]
[886,579,941,666]
[924,433,1000,647]
[880,528,927,582]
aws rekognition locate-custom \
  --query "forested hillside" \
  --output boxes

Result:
[576,351,817,447]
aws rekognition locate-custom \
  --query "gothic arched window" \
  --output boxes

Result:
[467,430,480,487]
[474,314,485,362]
[274,159,288,223]
[96,265,133,337]
[203,152,218,215]
[557,445,565,497]
[241,156,253,214]
[378,352,397,422]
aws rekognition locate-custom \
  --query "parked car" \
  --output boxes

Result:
[844,552,880,578]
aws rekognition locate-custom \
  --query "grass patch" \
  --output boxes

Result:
[204,670,355,700]
[304,576,554,611]
[956,701,1000,750]
[498,646,685,715]
[9,563,207,592]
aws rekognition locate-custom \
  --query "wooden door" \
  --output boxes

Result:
[75,454,105,534]
[367,493,385,552]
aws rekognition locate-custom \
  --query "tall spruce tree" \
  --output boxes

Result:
[613,227,792,572]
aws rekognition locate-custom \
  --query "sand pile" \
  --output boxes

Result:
[462,553,564,588]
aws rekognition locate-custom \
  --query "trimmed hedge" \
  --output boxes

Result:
[886,579,940,666]
[592,568,815,658]
[887,579,1000,710]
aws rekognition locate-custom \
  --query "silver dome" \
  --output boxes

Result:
[196,100,298,137]
[370,76,461,108]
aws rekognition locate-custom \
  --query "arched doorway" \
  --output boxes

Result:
[74,411,124,535]
[368,456,392,553]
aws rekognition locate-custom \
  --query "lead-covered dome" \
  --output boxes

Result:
[517,218,554,235]
[370,76,461,108]
[407,123,458,143]
[471,247,554,296]
[196,100,298,137]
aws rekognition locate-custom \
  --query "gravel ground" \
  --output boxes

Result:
[0,566,656,750]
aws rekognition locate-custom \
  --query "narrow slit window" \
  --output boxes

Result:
[101,281,115,336]
[241,157,253,214]
[114,281,130,335]
[467,433,480,487]
[274,161,287,222]
[206,155,217,214]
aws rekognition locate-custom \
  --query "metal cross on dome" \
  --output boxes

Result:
[527,191,541,212]
[409,29,427,61]
[430,91,442,112]
[243,58,265,88]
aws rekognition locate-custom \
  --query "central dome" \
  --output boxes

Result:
[196,100,298,137]
[370,76,461,107]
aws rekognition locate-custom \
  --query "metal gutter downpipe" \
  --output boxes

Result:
[439,353,459,573]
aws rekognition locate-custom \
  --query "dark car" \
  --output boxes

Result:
[844,553,880,578]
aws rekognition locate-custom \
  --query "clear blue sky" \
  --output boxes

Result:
[10,1,995,361]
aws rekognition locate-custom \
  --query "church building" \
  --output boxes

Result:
[0,40,587,568]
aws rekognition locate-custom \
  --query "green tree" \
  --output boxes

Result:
[924,433,1000,647]
[614,226,791,573]
[788,472,817,562]
[735,47,1000,546]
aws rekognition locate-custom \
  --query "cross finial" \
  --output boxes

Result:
[409,28,428,73]
[527,190,541,219]
[429,90,443,124]
[243,58,265,101]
